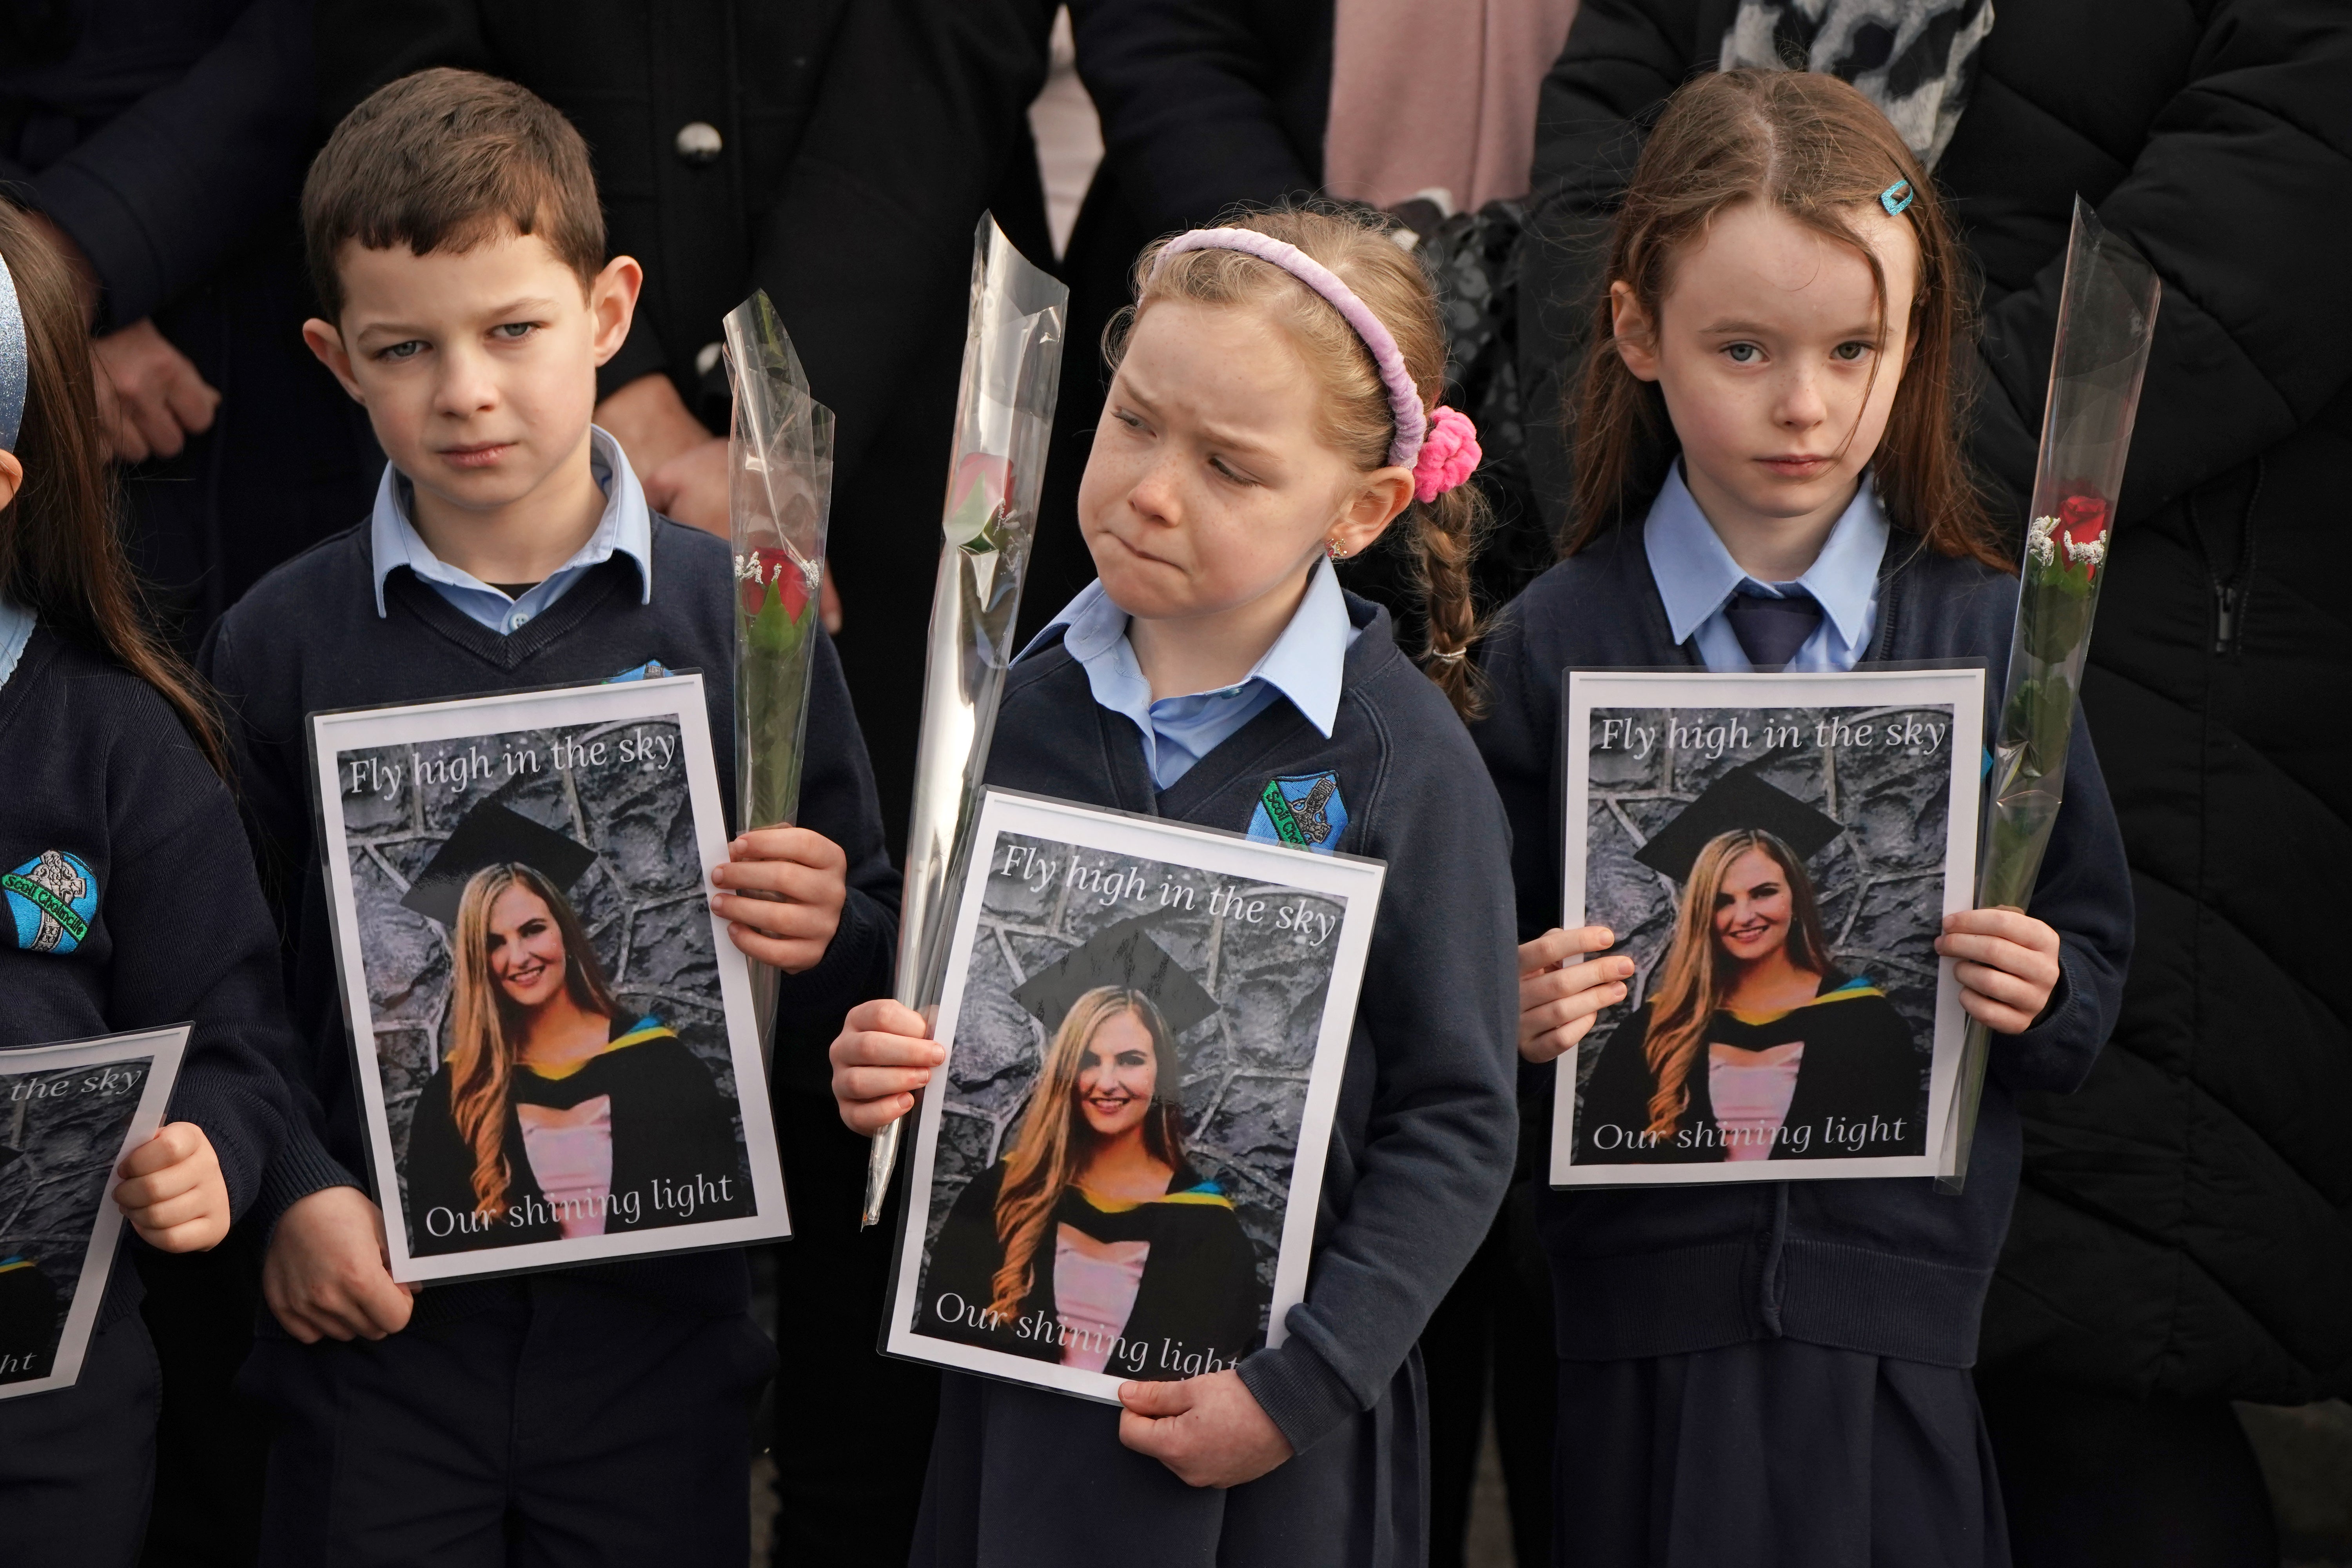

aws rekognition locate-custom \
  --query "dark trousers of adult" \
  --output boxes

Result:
[765,1075,940,1566]
[1423,1180,1557,1568]
[1,1310,160,1568]
[1976,1372,2280,1568]
[240,1276,774,1568]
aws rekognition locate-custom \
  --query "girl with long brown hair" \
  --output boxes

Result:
[403,861,751,1252]
[1470,70,2133,1566]
[921,986,1256,1376]
[0,199,314,1567]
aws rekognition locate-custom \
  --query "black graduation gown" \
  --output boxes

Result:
[1574,974,1923,1166]
[404,1017,752,1255]
[919,1160,1260,1379]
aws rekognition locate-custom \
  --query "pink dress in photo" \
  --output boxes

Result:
[1708,1043,1805,1161]
[516,1094,616,1238]
[1053,1223,1150,1372]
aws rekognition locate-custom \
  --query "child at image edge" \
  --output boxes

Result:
[0,204,311,1568]
[832,208,1521,1567]
[201,71,899,1566]
[1472,73,2135,1565]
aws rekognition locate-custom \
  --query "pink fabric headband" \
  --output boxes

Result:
[1149,227,1481,503]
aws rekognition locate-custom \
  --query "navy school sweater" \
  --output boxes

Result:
[1472,523,2134,1368]
[994,595,1520,1454]
[0,629,303,1328]
[200,516,899,1320]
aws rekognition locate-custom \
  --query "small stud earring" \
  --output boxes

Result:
[1327,539,1348,561]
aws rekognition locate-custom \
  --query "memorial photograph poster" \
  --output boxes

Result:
[1,1025,185,1400]
[310,675,789,1284]
[884,789,1384,1404]
[1552,669,1984,1186]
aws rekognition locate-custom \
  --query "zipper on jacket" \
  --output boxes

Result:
[2188,457,2263,657]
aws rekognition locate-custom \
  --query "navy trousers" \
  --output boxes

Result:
[911,1354,1428,1568]
[0,1309,160,1568]
[241,1277,775,1568]
[1551,1340,2010,1568]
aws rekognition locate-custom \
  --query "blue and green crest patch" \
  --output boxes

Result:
[4,849,99,955]
[1247,772,1347,854]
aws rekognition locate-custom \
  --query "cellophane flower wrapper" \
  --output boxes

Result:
[723,291,835,1046]
[1937,200,2158,1191]
[863,217,1067,1226]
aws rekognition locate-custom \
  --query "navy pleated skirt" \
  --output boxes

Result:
[910,1353,1427,1568]
[1551,1340,2010,1568]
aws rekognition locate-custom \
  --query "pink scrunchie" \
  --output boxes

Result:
[1414,406,1482,503]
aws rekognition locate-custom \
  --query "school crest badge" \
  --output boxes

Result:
[4,850,100,955]
[1247,772,1348,855]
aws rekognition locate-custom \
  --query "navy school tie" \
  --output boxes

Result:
[1722,589,1824,671]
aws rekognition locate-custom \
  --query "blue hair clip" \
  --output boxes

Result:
[0,251,24,454]
[1879,179,1915,218]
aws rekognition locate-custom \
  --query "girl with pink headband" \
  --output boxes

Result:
[830,207,1521,1567]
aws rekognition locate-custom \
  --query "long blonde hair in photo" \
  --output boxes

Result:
[1640,829,1832,1138]
[445,862,621,1218]
[989,987,1183,1323]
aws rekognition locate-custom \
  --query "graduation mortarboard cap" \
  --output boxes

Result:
[400,800,597,928]
[1011,916,1220,1039]
[1632,769,1844,884]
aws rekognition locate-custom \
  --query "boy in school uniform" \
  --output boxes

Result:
[200,69,898,1566]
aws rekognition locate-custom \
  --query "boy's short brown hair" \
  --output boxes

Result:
[303,67,604,321]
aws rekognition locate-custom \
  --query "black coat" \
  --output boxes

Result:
[1522,0,2352,1402]
[917,1159,1260,1378]
[404,1022,753,1256]
[1575,977,1924,1166]
[317,0,1054,491]
[0,0,381,644]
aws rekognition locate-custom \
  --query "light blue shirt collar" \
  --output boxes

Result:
[0,598,33,692]
[1036,556,1358,789]
[369,425,654,633]
[1643,463,1888,673]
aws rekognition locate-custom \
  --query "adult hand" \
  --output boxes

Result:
[1937,907,2063,1034]
[595,370,728,532]
[113,1122,229,1252]
[641,435,731,537]
[711,826,847,973]
[828,998,942,1134]
[94,319,220,463]
[263,1185,416,1343]
[1517,925,1635,1063]
[1118,1369,1294,1488]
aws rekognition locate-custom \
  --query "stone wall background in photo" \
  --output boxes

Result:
[918,832,1348,1339]
[0,1059,151,1378]
[1580,704,1958,1103]
[337,720,743,1230]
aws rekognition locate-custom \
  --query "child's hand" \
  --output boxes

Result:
[1518,926,1635,1063]
[1936,907,2063,1034]
[829,999,944,1134]
[114,1123,229,1252]
[1117,1370,1293,1488]
[710,828,848,974]
[263,1185,417,1343]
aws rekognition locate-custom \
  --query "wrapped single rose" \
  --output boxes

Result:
[1938,202,2159,1189]
[864,218,1068,1227]
[721,292,835,1040]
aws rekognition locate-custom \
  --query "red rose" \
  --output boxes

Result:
[2056,493,2108,549]
[740,548,811,620]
